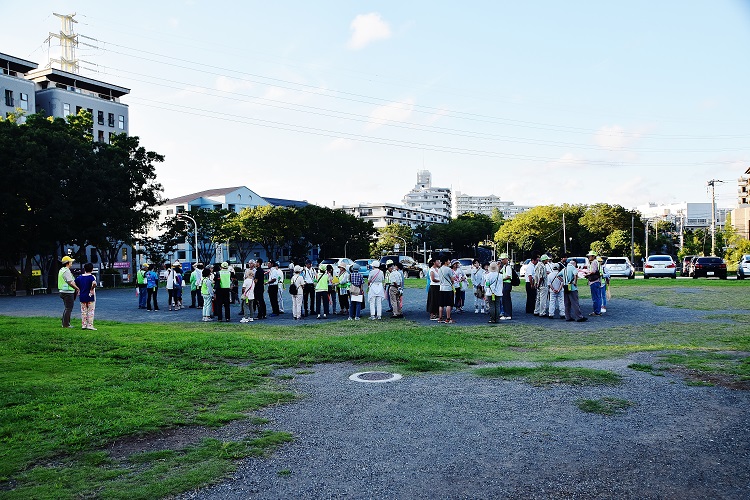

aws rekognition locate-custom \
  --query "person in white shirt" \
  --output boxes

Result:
[336,262,350,315]
[470,259,485,314]
[438,259,457,324]
[389,261,404,318]
[302,260,317,316]
[367,260,385,320]
[267,261,284,317]
[547,262,566,319]
[240,270,255,323]
[484,262,504,323]
[534,254,553,316]
[289,266,305,320]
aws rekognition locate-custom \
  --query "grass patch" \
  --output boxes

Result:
[603,279,749,310]
[576,397,635,415]
[660,351,750,381]
[7,431,293,500]
[277,469,292,477]
[627,363,664,376]
[474,365,622,386]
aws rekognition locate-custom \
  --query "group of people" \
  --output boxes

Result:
[425,251,610,324]
[133,258,408,323]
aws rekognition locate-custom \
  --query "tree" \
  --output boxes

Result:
[162,208,234,265]
[372,224,413,257]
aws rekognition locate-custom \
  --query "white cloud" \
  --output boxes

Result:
[347,13,392,50]
[594,124,652,151]
[325,138,355,151]
[366,99,414,130]
[215,76,254,93]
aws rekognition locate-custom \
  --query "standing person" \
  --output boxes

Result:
[267,261,283,317]
[75,262,97,330]
[302,260,316,317]
[427,258,441,320]
[471,259,485,314]
[564,257,587,322]
[165,262,176,311]
[534,255,552,317]
[215,262,233,322]
[189,263,202,309]
[389,261,404,318]
[315,264,331,319]
[240,267,255,323]
[438,258,456,324]
[525,255,539,314]
[200,267,214,321]
[239,262,254,317]
[485,262,503,323]
[499,253,514,321]
[289,266,305,320]
[230,275,239,304]
[146,263,159,311]
[585,251,603,316]
[453,260,467,313]
[348,263,364,320]
[601,261,610,313]
[337,262,350,315]
[367,260,385,320]
[548,263,566,319]
[254,259,267,320]
[136,263,148,309]
[173,264,184,310]
[58,256,80,328]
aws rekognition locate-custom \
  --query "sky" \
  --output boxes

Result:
[3,1,749,211]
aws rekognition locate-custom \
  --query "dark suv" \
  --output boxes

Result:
[379,255,424,278]
[691,256,727,279]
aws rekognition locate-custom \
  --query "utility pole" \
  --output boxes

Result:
[562,213,567,253]
[707,179,724,256]
[645,219,649,260]
[630,214,635,264]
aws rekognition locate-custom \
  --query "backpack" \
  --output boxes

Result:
[549,273,564,294]
[289,282,298,295]
[510,267,521,287]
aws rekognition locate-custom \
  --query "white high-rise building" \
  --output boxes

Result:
[452,191,531,219]
[402,170,452,218]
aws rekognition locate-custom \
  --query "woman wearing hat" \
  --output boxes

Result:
[337,262,350,315]
[58,255,80,328]
[315,263,332,319]
[367,260,385,320]
[289,265,305,320]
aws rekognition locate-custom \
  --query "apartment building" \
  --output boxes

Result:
[731,167,750,239]
[402,170,452,218]
[340,202,450,229]
[452,191,531,219]
[1,52,38,122]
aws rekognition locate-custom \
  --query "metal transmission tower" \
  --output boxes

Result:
[707,179,724,256]
[45,13,80,73]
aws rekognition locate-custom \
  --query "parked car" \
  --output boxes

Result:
[353,258,374,279]
[692,256,727,279]
[568,257,588,270]
[680,255,696,277]
[454,258,475,277]
[643,255,677,279]
[318,258,355,273]
[379,255,424,278]
[602,257,635,279]
[519,259,532,277]
[737,254,750,280]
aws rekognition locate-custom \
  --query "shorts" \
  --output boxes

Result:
[439,290,455,307]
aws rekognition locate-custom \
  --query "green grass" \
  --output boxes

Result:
[602,279,750,310]
[474,365,622,386]
[660,351,750,381]
[576,397,635,415]
[1,305,749,498]
[627,363,665,376]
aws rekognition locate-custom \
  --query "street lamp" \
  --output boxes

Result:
[176,213,199,263]
[344,240,349,258]
[394,236,407,256]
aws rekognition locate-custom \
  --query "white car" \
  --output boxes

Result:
[603,257,635,279]
[519,259,532,277]
[643,255,677,279]
[738,254,750,280]
[319,258,355,273]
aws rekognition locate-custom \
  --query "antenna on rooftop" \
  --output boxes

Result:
[45,12,80,73]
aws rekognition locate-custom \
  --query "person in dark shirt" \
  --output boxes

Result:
[74,262,97,330]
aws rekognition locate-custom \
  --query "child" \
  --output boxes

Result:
[74,262,97,330]
[200,267,214,322]
[240,269,255,323]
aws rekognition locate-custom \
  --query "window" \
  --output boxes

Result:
[108,113,115,127]
[109,132,115,143]
[19,93,28,111]
[97,130,105,142]
[228,204,236,212]
[76,105,82,115]
[177,251,186,260]
[4,90,13,107]
[97,110,104,125]
[166,209,174,216]
[121,248,128,262]
[118,115,125,130]
[176,205,185,214]
[63,103,71,117]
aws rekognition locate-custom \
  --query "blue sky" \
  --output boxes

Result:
[4,1,749,210]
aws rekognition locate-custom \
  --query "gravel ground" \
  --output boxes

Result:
[180,356,750,499]
[3,284,749,498]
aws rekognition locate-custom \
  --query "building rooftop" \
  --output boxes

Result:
[26,67,130,98]
[165,187,245,206]
[0,52,38,75]
[264,197,309,208]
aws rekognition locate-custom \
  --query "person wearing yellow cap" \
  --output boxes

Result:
[58,255,80,328]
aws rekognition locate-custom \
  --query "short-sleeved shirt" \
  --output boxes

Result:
[75,274,96,302]
[438,266,455,292]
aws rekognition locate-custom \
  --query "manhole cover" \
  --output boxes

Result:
[349,371,403,383]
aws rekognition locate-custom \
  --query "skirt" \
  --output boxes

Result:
[426,285,440,314]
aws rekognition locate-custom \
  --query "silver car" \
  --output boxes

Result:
[643,255,677,279]
[736,255,750,280]
[603,257,635,279]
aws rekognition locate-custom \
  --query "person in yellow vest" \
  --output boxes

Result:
[136,263,148,309]
[58,255,80,328]
[315,263,332,319]
[214,262,233,322]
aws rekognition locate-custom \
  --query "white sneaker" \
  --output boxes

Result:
[480,309,485,314]
[347,317,352,321]
[601,307,607,313]
[239,318,248,323]
[474,309,478,314]
[355,317,360,321]
[499,316,507,320]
